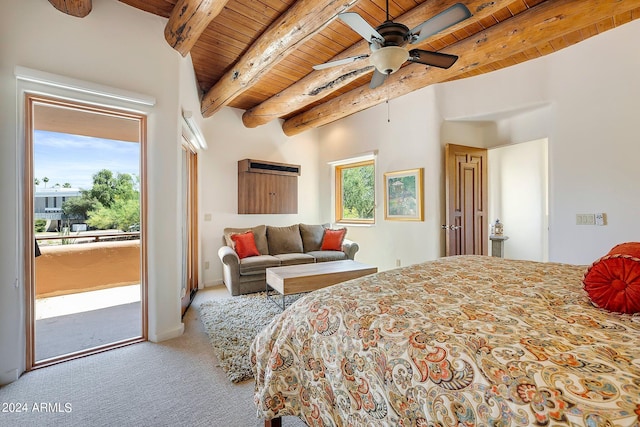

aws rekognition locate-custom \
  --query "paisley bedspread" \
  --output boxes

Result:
[251,255,640,426]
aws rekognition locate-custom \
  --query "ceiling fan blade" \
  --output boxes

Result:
[410,3,472,44]
[408,49,459,69]
[312,54,369,70]
[338,12,384,43]
[369,69,388,89]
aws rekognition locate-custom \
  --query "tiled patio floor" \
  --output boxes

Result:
[35,285,142,361]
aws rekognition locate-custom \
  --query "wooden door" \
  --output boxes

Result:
[180,146,198,315]
[444,144,488,256]
[271,174,297,214]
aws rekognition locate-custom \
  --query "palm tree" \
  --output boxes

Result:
[34,178,40,187]
[63,182,72,188]
[42,177,49,188]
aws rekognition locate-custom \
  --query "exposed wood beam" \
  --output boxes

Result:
[164,0,230,57]
[242,0,514,128]
[200,0,362,118]
[282,0,640,136]
[48,0,92,18]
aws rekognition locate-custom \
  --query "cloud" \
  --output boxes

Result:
[34,131,140,190]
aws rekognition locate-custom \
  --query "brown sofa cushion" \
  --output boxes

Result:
[224,225,268,255]
[239,255,280,275]
[267,224,303,255]
[307,250,348,262]
[273,253,315,266]
[299,223,327,252]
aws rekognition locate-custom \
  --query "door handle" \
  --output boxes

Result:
[441,225,462,230]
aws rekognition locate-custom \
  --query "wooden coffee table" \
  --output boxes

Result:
[266,260,377,309]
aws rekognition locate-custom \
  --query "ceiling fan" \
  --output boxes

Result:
[313,1,472,89]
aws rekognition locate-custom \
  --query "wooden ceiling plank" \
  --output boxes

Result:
[164,0,230,56]
[281,0,640,135]
[118,0,176,18]
[477,15,499,30]
[506,0,528,16]
[614,10,633,26]
[563,29,584,47]
[48,0,92,18]
[213,9,268,37]
[200,0,364,118]
[492,7,515,23]
[242,0,516,128]
[580,24,599,39]
[596,17,615,34]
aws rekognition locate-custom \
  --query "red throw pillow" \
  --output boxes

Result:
[230,231,260,259]
[583,242,640,314]
[321,228,346,251]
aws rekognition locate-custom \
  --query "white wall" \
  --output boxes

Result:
[0,0,195,384]
[199,108,320,286]
[488,139,548,261]
[319,18,640,267]
[317,89,445,271]
[437,19,640,265]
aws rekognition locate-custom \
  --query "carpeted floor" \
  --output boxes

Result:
[198,292,302,383]
[0,286,307,427]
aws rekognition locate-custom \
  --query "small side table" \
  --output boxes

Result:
[490,235,509,258]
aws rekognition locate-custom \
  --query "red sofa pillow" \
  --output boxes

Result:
[230,231,260,259]
[321,228,346,251]
[583,242,640,314]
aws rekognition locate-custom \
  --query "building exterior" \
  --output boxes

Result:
[34,187,82,231]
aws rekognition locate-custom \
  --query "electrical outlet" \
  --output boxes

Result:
[204,261,210,270]
[396,259,401,267]
[576,214,595,225]
[595,213,606,226]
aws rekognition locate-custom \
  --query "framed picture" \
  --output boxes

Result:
[384,168,424,221]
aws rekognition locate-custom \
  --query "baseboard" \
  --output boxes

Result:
[148,323,184,342]
[202,279,223,288]
[0,368,19,386]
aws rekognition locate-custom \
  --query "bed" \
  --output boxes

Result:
[251,255,640,426]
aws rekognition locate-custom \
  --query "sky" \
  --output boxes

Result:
[33,130,140,191]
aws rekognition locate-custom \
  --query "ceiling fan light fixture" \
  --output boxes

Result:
[370,46,408,75]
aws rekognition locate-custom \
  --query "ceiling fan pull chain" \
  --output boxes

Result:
[387,100,390,123]
[387,84,391,123]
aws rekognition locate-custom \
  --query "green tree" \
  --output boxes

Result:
[60,169,139,231]
[79,169,140,231]
[85,169,137,208]
[63,182,72,188]
[342,164,375,219]
[34,178,40,187]
[34,219,47,233]
[42,177,49,188]
[87,198,139,231]
[62,197,100,219]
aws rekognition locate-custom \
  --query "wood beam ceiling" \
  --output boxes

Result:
[199,0,364,118]
[241,0,515,128]
[49,0,640,135]
[164,0,230,57]
[282,0,640,135]
[48,0,92,18]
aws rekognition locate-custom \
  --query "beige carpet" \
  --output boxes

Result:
[198,292,303,383]
[0,286,306,427]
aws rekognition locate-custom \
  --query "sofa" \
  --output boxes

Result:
[218,223,359,296]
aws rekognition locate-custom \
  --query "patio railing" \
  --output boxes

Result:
[35,232,141,298]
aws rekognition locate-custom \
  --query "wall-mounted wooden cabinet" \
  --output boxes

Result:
[238,159,301,214]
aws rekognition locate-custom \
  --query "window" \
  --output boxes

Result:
[335,159,375,224]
